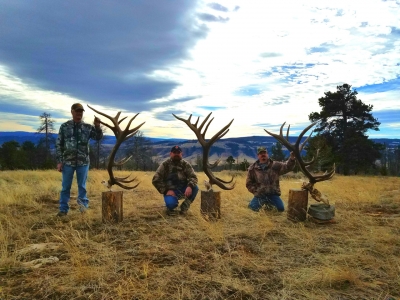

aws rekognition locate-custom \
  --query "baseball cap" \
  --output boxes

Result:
[71,103,85,111]
[170,145,182,153]
[257,146,267,154]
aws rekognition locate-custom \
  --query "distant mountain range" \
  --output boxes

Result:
[1,131,399,164]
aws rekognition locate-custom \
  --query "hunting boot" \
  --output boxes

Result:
[166,208,178,216]
[180,199,192,215]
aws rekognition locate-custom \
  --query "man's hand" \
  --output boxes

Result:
[57,163,63,172]
[184,186,193,198]
[166,190,176,197]
[94,116,101,127]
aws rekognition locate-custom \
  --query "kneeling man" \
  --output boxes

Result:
[246,146,296,212]
[152,146,199,215]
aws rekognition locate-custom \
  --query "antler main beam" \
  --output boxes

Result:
[88,104,145,190]
[173,113,235,190]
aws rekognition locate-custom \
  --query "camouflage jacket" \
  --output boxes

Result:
[56,120,103,166]
[152,158,198,194]
[246,157,295,196]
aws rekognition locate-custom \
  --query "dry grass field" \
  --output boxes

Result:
[0,170,399,300]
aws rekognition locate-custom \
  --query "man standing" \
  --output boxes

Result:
[152,146,199,215]
[56,103,103,216]
[246,146,296,212]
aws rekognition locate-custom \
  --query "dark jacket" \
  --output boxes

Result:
[246,157,295,196]
[152,158,198,194]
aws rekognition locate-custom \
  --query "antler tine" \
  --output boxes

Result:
[118,116,128,124]
[113,155,132,166]
[208,159,220,169]
[124,130,140,142]
[123,122,146,142]
[172,113,206,146]
[114,173,133,180]
[198,112,212,128]
[299,129,314,152]
[173,113,235,190]
[114,181,140,190]
[279,122,286,134]
[87,104,120,132]
[303,148,320,166]
[114,177,137,184]
[312,163,335,183]
[97,120,116,135]
[202,117,214,139]
[209,119,234,144]
[294,122,318,150]
[264,128,294,152]
[124,113,140,132]
[286,124,290,141]
[215,175,235,184]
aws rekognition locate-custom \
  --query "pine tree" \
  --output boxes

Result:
[37,112,56,151]
[309,84,382,174]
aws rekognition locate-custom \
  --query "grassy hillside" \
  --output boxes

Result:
[0,170,399,299]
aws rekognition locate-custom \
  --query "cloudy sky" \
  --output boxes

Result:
[1,0,399,140]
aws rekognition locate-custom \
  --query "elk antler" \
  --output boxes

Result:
[173,113,235,190]
[264,122,335,204]
[88,104,145,190]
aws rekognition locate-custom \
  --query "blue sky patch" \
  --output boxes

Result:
[373,109,400,123]
[356,77,400,93]
[199,106,226,111]
[234,85,263,96]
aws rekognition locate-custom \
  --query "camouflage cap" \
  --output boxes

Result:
[257,146,267,154]
[71,103,85,111]
[170,145,182,153]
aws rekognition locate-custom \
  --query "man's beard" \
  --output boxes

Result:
[172,155,182,162]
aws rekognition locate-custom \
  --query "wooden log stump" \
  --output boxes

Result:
[201,190,221,220]
[102,191,123,223]
[287,189,308,222]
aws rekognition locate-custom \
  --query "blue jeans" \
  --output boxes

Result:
[248,194,285,212]
[164,185,199,210]
[59,164,90,213]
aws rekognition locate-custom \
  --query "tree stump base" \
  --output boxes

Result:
[102,191,123,223]
[287,189,308,222]
[201,190,221,220]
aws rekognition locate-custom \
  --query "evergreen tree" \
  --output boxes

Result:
[196,155,203,172]
[303,135,335,173]
[124,130,154,170]
[239,159,250,171]
[21,141,38,169]
[270,142,286,161]
[0,141,23,170]
[226,156,235,170]
[309,84,382,175]
[37,112,56,152]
